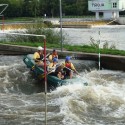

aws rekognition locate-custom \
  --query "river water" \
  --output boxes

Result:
[0,25,125,125]
[62,25,125,50]
[1,25,125,50]
[0,55,125,125]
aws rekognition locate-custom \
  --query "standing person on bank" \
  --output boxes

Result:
[33,46,44,67]
[62,56,79,79]
[48,49,58,63]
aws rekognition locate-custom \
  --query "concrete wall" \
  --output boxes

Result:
[0,44,125,71]
[116,17,125,24]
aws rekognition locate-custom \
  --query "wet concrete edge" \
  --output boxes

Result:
[0,44,125,71]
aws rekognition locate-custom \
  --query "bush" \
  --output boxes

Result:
[6,23,65,45]
[89,36,116,50]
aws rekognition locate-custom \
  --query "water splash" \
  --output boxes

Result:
[0,56,125,125]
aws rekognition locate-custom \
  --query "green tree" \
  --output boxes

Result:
[22,0,34,17]
[50,0,59,17]
[0,0,23,17]
[39,0,46,17]
[39,0,59,17]
[76,0,86,15]
[9,0,23,17]
[63,0,77,16]
[0,0,90,18]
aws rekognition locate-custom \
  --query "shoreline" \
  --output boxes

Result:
[0,44,125,72]
[0,20,119,30]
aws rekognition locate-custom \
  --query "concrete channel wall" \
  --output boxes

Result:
[116,17,125,25]
[0,44,125,71]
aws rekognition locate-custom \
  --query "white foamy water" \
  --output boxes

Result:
[0,25,125,124]
[0,56,125,125]
[61,25,125,50]
[50,70,125,125]
[0,25,125,50]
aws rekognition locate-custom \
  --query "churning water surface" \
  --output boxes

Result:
[0,55,125,125]
[0,25,125,50]
[62,25,125,50]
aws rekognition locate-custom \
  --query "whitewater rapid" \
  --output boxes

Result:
[0,55,125,125]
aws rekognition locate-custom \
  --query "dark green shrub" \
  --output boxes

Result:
[6,24,65,45]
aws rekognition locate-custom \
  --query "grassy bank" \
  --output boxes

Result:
[1,41,125,56]
[0,18,123,56]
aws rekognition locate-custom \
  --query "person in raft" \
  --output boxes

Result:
[48,58,64,79]
[62,56,79,79]
[48,49,58,63]
[33,46,44,67]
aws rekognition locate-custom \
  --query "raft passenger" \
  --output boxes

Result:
[33,46,44,67]
[48,49,58,63]
[62,56,79,79]
[48,58,64,79]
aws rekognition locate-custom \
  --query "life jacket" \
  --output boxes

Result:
[36,52,43,60]
[48,62,56,72]
[65,62,71,69]
[52,53,58,59]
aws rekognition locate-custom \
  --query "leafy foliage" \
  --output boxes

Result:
[6,24,65,45]
[89,36,116,50]
[0,0,93,18]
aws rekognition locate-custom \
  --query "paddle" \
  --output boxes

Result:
[62,64,80,76]
[62,65,88,85]
[38,69,54,80]
[38,63,62,79]
[41,52,51,61]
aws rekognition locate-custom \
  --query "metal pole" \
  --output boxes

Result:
[0,32,48,124]
[44,38,47,125]
[2,15,4,32]
[35,0,38,19]
[0,4,8,15]
[59,0,63,51]
[98,19,116,70]
[98,29,100,70]
[35,0,39,20]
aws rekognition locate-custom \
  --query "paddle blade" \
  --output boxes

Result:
[38,73,45,80]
